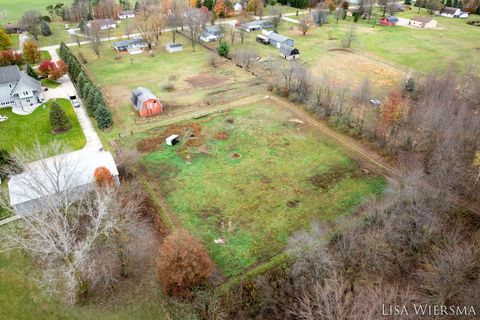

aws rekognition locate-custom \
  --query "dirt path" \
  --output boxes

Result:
[266,95,401,179]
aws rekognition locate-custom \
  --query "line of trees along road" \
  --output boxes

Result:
[59,41,113,130]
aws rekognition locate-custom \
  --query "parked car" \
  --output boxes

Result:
[256,34,270,45]
[69,95,81,108]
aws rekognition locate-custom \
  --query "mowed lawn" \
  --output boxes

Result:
[136,103,385,276]
[0,249,191,320]
[0,0,73,24]
[74,34,263,137]
[0,98,86,154]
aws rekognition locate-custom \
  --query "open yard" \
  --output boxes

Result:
[226,10,480,95]
[128,102,385,276]
[73,34,265,139]
[0,0,73,24]
[0,98,86,154]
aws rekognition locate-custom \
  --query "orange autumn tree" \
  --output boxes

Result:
[376,90,406,145]
[213,0,233,17]
[157,229,214,297]
[94,166,114,187]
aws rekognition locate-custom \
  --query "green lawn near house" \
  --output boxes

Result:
[40,78,61,88]
[37,22,75,47]
[0,98,86,155]
[134,103,385,276]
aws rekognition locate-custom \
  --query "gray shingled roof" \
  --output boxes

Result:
[442,7,458,14]
[267,32,292,43]
[11,73,41,94]
[90,18,116,26]
[0,65,22,85]
[279,44,299,56]
[120,10,134,15]
[131,87,158,111]
[113,37,147,49]
[411,16,433,23]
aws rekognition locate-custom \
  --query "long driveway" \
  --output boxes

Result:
[44,47,103,151]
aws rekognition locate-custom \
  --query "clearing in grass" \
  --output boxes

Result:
[129,102,385,276]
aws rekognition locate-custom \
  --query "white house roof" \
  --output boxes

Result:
[267,32,292,43]
[8,150,119,206]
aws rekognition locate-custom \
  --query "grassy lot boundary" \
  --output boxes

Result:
[140,174,176,231]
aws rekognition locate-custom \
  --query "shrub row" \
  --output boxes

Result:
[59,42,113,129]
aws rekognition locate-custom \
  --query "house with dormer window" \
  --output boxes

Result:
[0,65,43,112]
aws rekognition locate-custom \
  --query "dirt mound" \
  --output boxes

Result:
[137,136,163,152]
[185,73,227,88]
[214,131,228,140]
[308,166,347,191]
[231,153,241,159]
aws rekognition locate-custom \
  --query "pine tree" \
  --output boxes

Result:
[204,0,214,10]
[95,105,113,129]
[85,85,97,115]
[76,72,87,94]
[93,90,106,108]
[41,20,52,36]
[26,64,39,80]
[49,100,71,133]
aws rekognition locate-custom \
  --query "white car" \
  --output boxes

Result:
[69,95,81,108]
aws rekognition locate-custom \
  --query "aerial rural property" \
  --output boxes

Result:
[0,0,479,318]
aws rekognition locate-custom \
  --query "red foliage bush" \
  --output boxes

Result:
[0,50,24,66]
[37,59,68,80]
[157,229,214,298]
[94,166,114,187]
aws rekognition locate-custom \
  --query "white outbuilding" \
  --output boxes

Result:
[8,150,119,216]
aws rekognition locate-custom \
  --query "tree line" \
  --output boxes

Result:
[59,42,113,129]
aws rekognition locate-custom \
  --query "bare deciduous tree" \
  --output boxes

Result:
[233,48,257,70]
[271,6,282,31]
[298,14,313,36]
[20,10,42,40]
[85,22,103,57]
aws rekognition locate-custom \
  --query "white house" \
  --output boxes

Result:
[86,18,117,30]
[113,37,148,52]
[233,3,243,11]
[8,150,119,216]
[0,65,43,112]
[118,10,135,19]
[440,7,462,17]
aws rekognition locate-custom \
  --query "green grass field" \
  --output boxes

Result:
[37,22,74,47]
[0,0,73,24]
[135,103,385,276]
[0,249,194,320]
[0,98,86,154]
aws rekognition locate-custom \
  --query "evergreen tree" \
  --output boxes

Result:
[85,86,98,115]
[81,82,92,110]
[93,90,106,108]
[49,100,71,133]
[134,1,141,10]
[217,41,230,57]
[41,20,52,36]
[76,72,87,93]
[445,0,452,6]
[196,0,202,7]
[204,0,214,10]
[26,64,39,80]
[94,105,113,129]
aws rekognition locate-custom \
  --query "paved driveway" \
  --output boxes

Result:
[45,48,103,151]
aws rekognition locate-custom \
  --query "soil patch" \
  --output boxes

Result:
[185,73,227,88]
[137,136,163,152]
[214,131,229,140]
[308,166,348,191]
[287,199,300,208]
[231,153,241,159]
[328,48,354,53]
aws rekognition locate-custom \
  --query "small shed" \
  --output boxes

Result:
[131,87,163,117]
[267,32,294,49]
[409,16,437,28]
[4,23,24,34]
[165,43,184,53]
[279,44,299,60]
[241,20,274,32]
[166,135,180,146]
[87,19,117,30]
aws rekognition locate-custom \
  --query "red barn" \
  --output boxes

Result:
[131,87,163,117]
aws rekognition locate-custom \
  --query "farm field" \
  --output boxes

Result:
[227,10,480,94]
[0,98,86,154]
[73,34,265,139]
[0,0,73,24]
[129,102,386,276]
